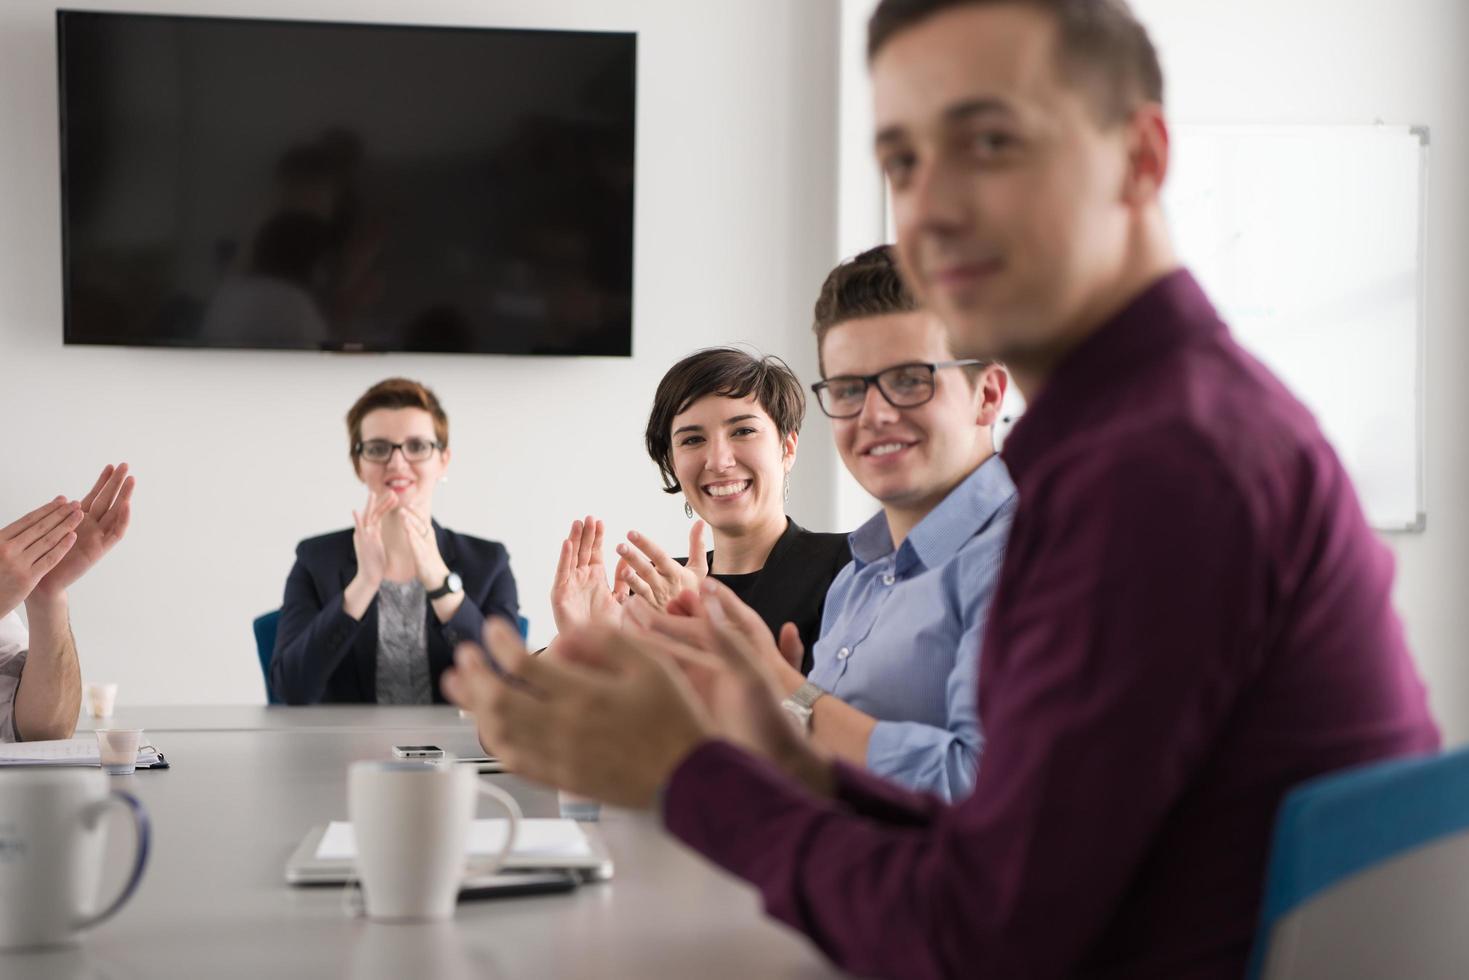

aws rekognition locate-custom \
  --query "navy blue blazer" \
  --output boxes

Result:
[271,523,518,704]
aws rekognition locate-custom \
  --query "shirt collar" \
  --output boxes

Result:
[1003,268,1224,485]
[848,454,1017,572]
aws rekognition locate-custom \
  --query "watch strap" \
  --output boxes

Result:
[780,681,826,732]
[788,681,826,710]
[426,572,461,600]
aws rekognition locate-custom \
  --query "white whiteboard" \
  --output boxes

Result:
[1164,125,1428,531]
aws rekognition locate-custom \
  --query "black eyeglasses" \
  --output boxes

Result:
[354,438,443,463]
[811,360,983,419]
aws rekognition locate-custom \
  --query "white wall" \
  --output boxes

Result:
[835,0,1469,741]
[0,0,844,704]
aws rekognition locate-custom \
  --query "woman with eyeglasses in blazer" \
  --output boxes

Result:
[271,378,518,704]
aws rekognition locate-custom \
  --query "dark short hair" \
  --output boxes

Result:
[346,378,449,474]
[812,245,918,374]
[867,0,1164,124]
[645,348,806,495]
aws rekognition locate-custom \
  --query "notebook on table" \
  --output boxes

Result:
[285,818,615,885]
[0,737,168,769]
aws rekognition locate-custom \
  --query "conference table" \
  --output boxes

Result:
[1,706,844,980]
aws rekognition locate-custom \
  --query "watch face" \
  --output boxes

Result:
[447,572,463,592]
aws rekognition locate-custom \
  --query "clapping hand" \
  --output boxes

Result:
[0,498,83,615]
[443,617,714,808]
[550,516,624,632]
[614,520,708,611]
[32,463,135,601]
[395,505,452,590]
[625,581,803,718]
[351,490,398,588]
[622,580,827,787]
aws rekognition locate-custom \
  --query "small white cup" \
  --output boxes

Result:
[348,759,521,921]
[95,729,143,775]
[558,790,602,822]
[84,683,118,720]
[0,768,150,949]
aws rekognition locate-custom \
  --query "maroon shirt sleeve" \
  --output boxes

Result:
[663,433,1266,979]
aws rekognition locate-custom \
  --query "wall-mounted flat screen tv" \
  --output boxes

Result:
[58,11,636,355]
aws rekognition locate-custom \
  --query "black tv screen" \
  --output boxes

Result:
[57,11,636,355]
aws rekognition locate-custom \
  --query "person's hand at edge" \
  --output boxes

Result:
[0,498,82,615]
[31,463,134,601]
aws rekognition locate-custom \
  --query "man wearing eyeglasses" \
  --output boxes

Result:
[732,245,1014,801]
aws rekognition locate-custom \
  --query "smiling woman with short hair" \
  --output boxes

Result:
[554,349,849,673]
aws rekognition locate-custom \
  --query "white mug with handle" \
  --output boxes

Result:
[0,767,151,949]
[348,758,521,921]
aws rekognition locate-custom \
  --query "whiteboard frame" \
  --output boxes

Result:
[1408,125,1430,532]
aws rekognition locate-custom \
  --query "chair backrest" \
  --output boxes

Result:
[250,610,525,705]
[1249,746,1469,980]
[252,610,282,705]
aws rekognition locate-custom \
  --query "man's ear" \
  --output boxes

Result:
[975,365,1008,428]
[1122,103,1170,207]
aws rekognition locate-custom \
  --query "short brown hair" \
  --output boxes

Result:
[645,348,806,495]
[346,378,449,473]
[812,245,918,374]
[867,0,1164,124]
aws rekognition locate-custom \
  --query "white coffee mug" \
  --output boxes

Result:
[347,759,521,921]
[0,768,150,949]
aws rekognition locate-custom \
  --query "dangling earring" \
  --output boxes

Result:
[685,501,694,519]
[783,473,790,503]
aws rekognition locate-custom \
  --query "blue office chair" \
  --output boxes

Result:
[252,610,283,705]
[253,610,528,706]
[1248,745,1469,979]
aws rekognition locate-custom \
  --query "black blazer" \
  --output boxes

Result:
[687,517,851,675]
[271,523,518,704]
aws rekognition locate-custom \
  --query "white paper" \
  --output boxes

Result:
[316,818,593,862]
[0,737,160,767]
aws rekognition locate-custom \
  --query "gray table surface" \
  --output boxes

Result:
[5,707,842,980]
[74,704,480,733]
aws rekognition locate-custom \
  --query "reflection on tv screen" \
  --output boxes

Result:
[58,11,636,356]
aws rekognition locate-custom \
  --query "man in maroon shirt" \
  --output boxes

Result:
[445,1,1440,976]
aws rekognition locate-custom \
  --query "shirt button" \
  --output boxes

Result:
[882,573,896,586]
[837,647,851,660]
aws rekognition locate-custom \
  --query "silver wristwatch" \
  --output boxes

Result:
[780,681,826,732]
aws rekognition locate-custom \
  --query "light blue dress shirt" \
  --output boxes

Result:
[808,454,1016,800]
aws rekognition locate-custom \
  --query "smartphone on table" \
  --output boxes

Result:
[391,745,445,760]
